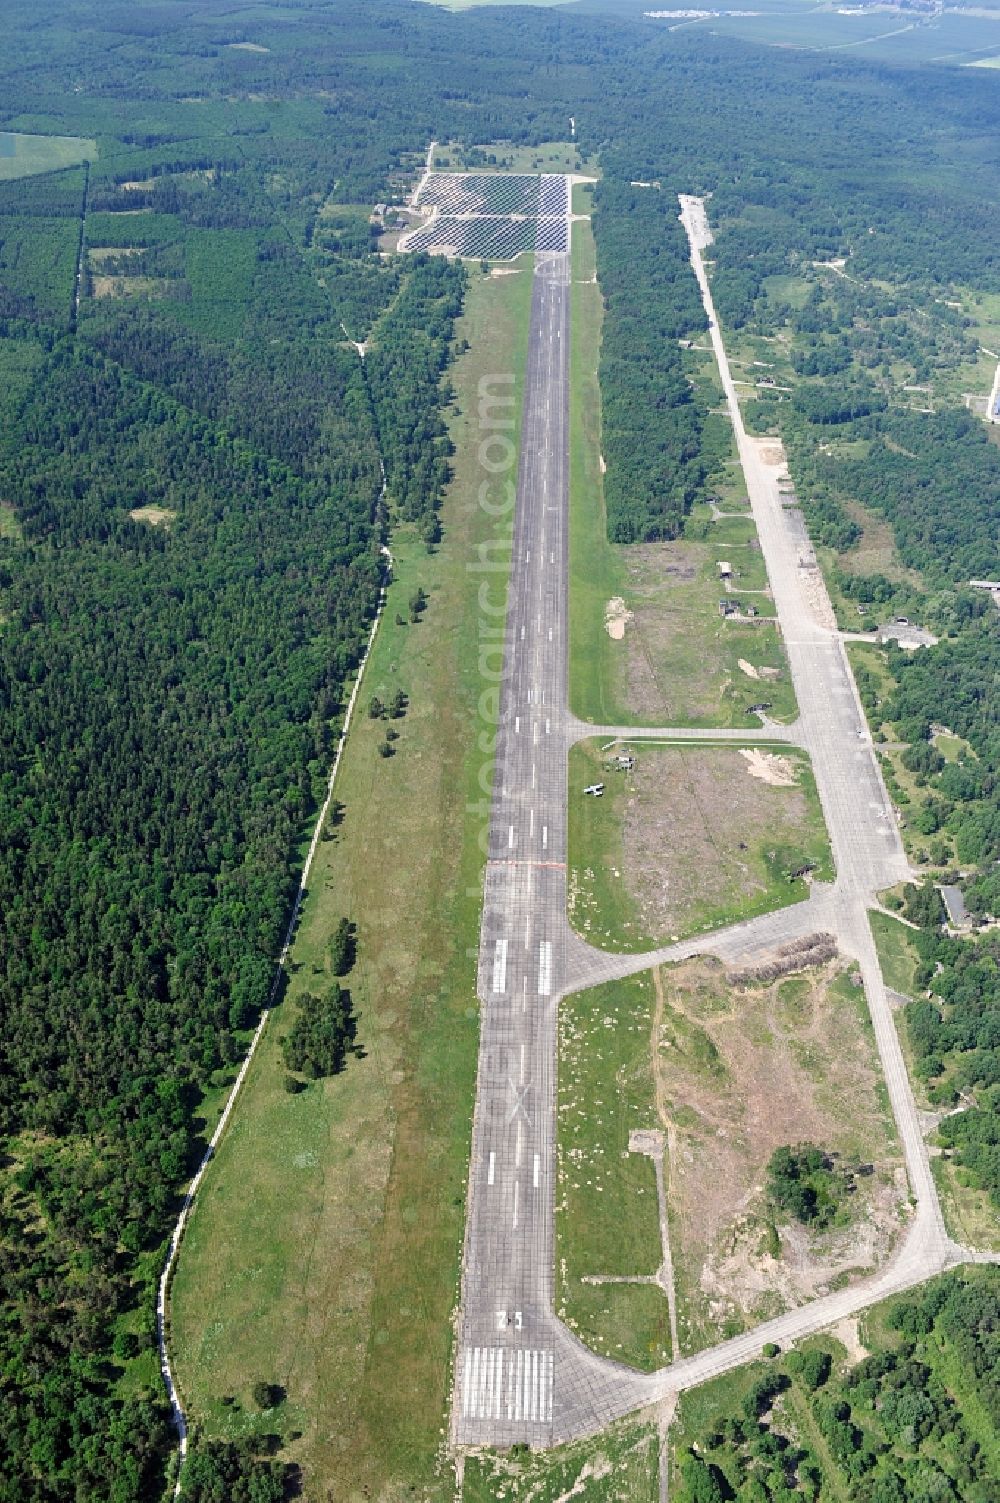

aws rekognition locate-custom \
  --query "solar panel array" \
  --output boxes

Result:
[400,171,570,263]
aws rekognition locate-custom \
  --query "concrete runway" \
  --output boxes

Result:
[452,199,992,1453]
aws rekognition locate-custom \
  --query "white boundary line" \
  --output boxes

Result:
[157,539,392,1492]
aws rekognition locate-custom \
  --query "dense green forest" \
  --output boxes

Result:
[674,1270,1000,1503]
[592,171,707,541]
[2,0,1000,1494]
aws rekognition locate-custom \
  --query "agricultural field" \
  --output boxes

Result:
[0,130,96,179]
[567,741,832,951]
[557,957,905,1370]
[169,264,532,1498]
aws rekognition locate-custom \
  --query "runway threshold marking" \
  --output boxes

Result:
[461,1348,554,1424]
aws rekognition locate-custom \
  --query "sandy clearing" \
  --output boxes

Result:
[129,505,176,527]
[740,749,799,787]
[738,658,759,680]
[827,1314,869,1363]
[654,958,906,1352]
[605,596,632,641]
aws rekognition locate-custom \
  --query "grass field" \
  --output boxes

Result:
[869,910,921,997]
[567,209,629,725]
[559,957,902,1367]
[463,1419,661,1502]
[567,740,832,951]
[933,1156,1000,1254]
[0,130,96,179]
[556,972,671,1370]
[568,215,796,731]
[169,263,533,1498]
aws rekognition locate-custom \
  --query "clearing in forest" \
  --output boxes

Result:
[0,131,96,180]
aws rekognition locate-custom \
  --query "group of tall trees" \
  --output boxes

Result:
[593,171,708,541]
[675,1271,1000,1503]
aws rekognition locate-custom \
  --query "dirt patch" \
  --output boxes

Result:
[740,749,798,788]
[605,596,632,641]
[828,1315,869,1364]
[621,747,814,940]
[738,658,759,679]
[489,267,520,278]
[599,453,607,474]
[226,40,270,51]
[653,958,905,1352]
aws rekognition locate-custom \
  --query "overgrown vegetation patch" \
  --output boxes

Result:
[567,741,831,951]
[558,956,904,1369]
[671,1269,1000,1503]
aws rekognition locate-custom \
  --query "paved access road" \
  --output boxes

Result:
[453,198,993,1453]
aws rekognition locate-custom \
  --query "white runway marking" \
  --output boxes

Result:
[515,716,520,733]
[542,825,548,850]
[533,1153,540,1188]
[492,938,508,993]
[545,718,550,735]
[488,1151,495,1186]
[508,825,515,849]
[512,1180,520,1229]
[461,1348,554,1424]
[538,940,552,996]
